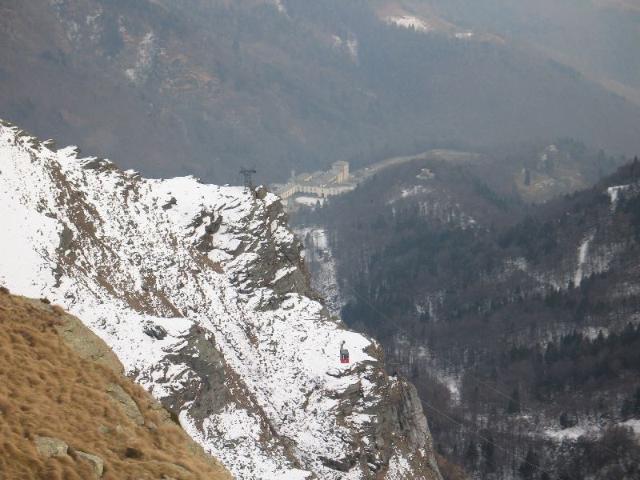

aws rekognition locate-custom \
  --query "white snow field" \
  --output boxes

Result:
[0,121,441,480]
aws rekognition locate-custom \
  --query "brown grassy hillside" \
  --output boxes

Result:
[0,287,232,480]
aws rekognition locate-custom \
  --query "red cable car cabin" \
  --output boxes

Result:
[340,341,350,364]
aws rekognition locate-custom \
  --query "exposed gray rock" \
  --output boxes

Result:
[162,197,177,210]
[106,383,144,426]
[76,450,105,478]
[148,399,172,423]
[54,310,124,375]
[143,323,167,340]
[35,436,68,458]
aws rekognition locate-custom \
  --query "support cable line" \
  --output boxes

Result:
[418,396,552,478]
[340,284,630,475]
[279,231,624,470]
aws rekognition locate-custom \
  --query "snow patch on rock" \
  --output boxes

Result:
[386,15,431,32]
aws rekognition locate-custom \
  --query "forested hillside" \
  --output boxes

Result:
[2,0,640,183]
[294,151,640,479]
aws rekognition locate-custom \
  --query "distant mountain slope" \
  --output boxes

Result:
[381,0,640,106]
[0,119,442,480]
[1,0,640,183]
[0,289,232,480]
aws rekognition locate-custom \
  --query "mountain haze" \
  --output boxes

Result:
[1,0,640,183]
[378,0,640,105]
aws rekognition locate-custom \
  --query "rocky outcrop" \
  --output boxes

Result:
[35,436,106,478]
[0,120,441,480]
[55,309,123,374]
[106,383,145,426]
[75,451,105,478]
[36,440,105,479]
[35,436,69,458]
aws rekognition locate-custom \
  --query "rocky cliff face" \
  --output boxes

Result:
[0,119,442,480]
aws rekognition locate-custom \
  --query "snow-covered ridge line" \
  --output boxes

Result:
[0,120,441,480]
[386,15,431,32]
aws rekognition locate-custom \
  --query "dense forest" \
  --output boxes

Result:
[293,151,640,479]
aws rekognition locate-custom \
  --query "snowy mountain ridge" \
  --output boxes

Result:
[0,120,442,480]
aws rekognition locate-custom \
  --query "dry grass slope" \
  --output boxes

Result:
[0,288,232,480]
